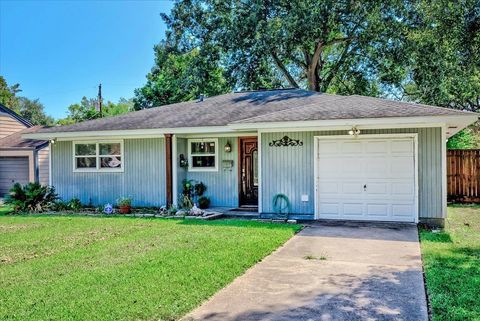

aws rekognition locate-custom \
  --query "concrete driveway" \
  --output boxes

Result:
[184,222,428,321]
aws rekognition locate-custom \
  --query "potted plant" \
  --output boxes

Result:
[117,197,132,214]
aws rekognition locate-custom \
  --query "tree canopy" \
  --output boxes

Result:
[0,76,54,126]
[58,97,134,125]
[133,43,229,110]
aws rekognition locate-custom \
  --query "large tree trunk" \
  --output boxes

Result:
[306,42,323,92]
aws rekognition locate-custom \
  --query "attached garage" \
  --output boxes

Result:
[0,156,30,195]
[315,134,417,223]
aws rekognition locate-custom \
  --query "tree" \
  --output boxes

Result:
[57,97,133,125]
[447,127,479,149]
[401,0,480,111]
[17,97,55,126]
[160,0,408,94]
[0,76,21,110]
[133,43,229,110]
[0,76,54,126]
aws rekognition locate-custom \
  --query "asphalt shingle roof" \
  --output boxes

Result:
[0,126,48,149]
[36,89,476,134]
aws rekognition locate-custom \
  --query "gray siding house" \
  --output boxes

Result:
[25,89,478,226]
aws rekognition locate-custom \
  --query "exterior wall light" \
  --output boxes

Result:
[224,141,232,153]
[348,127,361,136]
[179,154,188,168]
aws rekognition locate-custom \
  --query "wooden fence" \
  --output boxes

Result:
[447,149,480,203]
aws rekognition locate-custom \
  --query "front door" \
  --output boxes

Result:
[239,137,258,206]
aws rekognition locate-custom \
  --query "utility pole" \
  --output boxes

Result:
[97,83,103,117]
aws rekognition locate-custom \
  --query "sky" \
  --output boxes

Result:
[0,0,174,119]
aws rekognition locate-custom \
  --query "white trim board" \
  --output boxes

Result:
[23,114,478,140]
[313,133,419,223]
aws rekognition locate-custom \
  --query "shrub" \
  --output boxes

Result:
[5,182,57,213]
[67,198,82,211]
[198,196,210,209]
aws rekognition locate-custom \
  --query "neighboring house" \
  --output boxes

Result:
[0,104,49,196]
[25,89,478,226]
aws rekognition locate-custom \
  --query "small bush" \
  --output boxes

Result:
[67,198,82,211]
[198,196,210,209]
[5,182,57,213]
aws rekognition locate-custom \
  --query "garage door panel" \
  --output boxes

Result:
[318,181,339,194]
[342,182,363,194]
[391,140,413,153]
[366,204,389,216]
[319,203,340,215]
[341,141,363,153]
[318,141,339,154]
[343,203,364,216]
[0,157,30,195]
[366,141,388,153]
[392,204,415,217]
[316,137,416,223]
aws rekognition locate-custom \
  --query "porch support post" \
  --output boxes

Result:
[165,134,173,206]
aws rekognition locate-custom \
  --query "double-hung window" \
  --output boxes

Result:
[188,139,218,171]
[73,141,123,172]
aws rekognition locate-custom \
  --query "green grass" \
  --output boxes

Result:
[0,216,300,321]
[420,205,480,321]
[0,204,12,215]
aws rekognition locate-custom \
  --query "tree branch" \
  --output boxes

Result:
[271,51,299,88]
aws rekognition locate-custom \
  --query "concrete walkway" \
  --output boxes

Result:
[184,223,428,321]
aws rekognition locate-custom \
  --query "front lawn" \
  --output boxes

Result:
[420,205,480,321]
[0,216,300,320]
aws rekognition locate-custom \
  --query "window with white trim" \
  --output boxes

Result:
[188,139,218,171]
[73,141,123,172]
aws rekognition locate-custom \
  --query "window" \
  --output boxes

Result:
[73,141,123,172]
[188,139,218,171]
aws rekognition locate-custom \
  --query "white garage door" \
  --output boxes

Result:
[315,136,416,222]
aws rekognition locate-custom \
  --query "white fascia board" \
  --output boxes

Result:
[22,126,240,140]
[229,115,478,134]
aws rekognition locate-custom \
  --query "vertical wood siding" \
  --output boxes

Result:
[51,138,165,207]
[184,137,239,207]
[176,138,187,202]
[261,128,442,219]
[0,114,27,139]
[447,149,480,202]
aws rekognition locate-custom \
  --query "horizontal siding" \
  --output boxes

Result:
[0,114,27,139]
[0,157,30,194]
[52,138,166,207]
[261,128,442,219]
[37,147,49,185]
[184,137,239,207]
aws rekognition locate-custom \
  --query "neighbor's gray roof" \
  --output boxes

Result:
[37,89,476,134]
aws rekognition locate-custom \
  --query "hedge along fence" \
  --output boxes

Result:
[447,149,480,203]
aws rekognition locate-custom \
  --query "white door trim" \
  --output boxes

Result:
[313,133,419,223]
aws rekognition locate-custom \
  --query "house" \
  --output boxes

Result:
[24,89,478,226]
[0,104,49,196]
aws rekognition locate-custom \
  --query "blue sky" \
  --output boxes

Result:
[0,0,174,119]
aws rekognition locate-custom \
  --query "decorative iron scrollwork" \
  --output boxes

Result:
[269,136,303,147]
